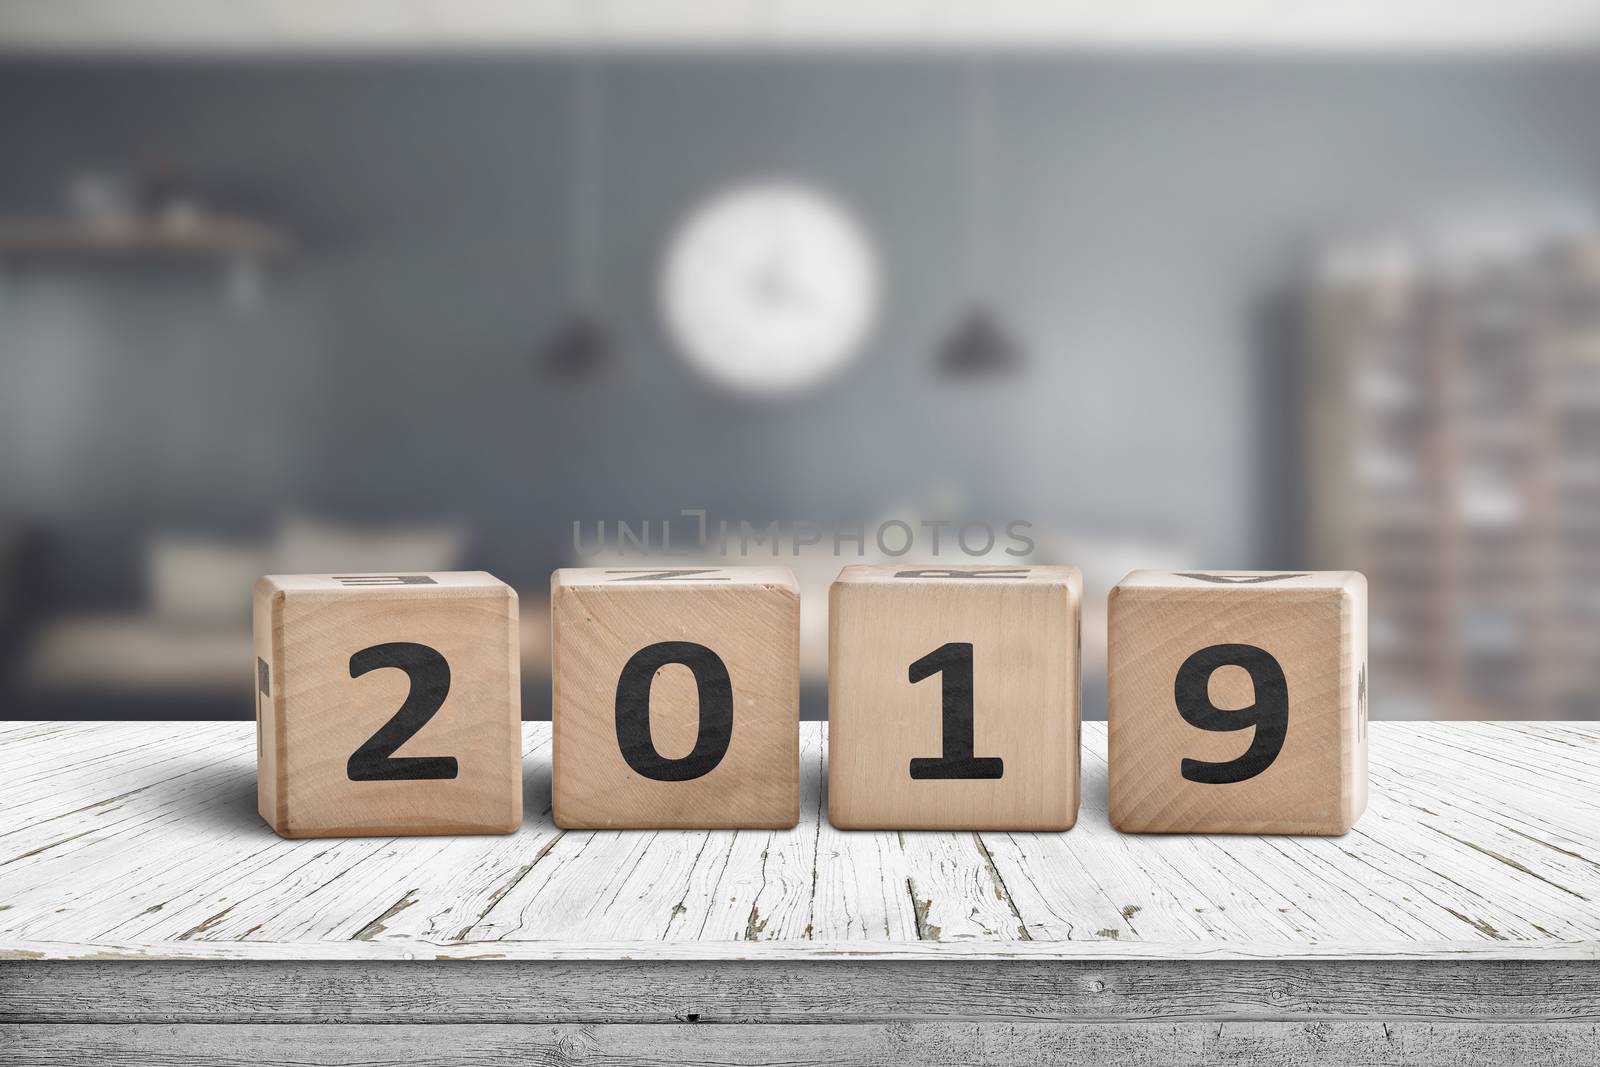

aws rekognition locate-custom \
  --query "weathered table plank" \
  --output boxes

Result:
[4,959,1598,1024]
[2,721,1598,961]
[1,720,1596,1064]
[5,1019,1600,1067]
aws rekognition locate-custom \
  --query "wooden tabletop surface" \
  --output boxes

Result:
[1,719,1596,963]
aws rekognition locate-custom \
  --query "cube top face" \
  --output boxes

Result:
[1108,569,1367,835]
[554,566,798,592]
[254,571,521,838]
[828,564,1082,831]
[551,566,801,830]
[1115,569,1364,594]
[258,571,511,597]
[835,563,1080,588]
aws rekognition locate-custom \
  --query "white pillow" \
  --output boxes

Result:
[273,515,466,576]
[147,536,270,626]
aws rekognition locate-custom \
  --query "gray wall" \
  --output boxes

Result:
[3,55,1600,607]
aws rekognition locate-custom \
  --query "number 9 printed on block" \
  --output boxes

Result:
[827,565,1082,831]
[1107,570,1368,835]
[252,572,522,838]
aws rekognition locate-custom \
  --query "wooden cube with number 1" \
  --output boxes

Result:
[1108,570,1367,835]
[827,564,1082,831]
[253,572,521,839]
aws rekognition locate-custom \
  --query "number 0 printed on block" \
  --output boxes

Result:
[549,567,801,831]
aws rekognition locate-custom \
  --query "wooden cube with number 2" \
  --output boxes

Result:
[827,565,1082,831]
[253,572,521,838]
[1108,570,1367,835]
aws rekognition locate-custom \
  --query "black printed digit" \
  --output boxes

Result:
[894,569,1030,579]
[347,642,458,782]
[332,575,438,586]
[908,642,1004,780]
[256,657,270,761]
[1174,643,1288,784]
[606,569,730,582]
[614,641,733,781]
[1174,572,1308,585]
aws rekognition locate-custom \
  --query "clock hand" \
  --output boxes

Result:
[751,255,791,306]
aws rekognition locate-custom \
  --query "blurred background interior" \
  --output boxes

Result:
[2,2,1599,722]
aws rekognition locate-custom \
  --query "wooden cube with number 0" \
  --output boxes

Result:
[1108,570,1368,835]
[828,565,1082,831]
[551,567,800,830]
[253,572,521,839]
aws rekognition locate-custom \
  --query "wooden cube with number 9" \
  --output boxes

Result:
[253,572,521,838]
[828,564,1083,830]
[551,567,801,830]
[1108,570,1368,835]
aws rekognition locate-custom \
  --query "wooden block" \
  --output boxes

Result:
[1108,570,1368,835]
[253,572,521,838]
[551,567,800,830]
[827,564,1082,830]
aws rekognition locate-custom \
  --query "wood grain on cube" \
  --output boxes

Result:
[1108,569,1367,835]
[253,572,521,839]
[828,564,1082,831]
[551,567,800,830]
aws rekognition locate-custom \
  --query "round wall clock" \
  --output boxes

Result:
[659,180,881,395]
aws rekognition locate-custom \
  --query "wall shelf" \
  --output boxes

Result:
[0,216,290,258]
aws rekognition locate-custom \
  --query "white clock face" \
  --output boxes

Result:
[659,180,880,395]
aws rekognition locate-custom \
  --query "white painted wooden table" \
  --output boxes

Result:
[1,719,1596,1065]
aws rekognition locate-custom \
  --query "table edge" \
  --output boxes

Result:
[3,939,1597,963]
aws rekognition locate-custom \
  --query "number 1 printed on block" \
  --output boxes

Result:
[828,564,1081,831]
[908,642,1004,780]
